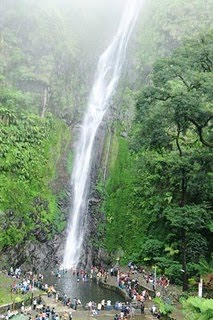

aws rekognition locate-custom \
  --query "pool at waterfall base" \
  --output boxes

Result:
[44,271,124,305]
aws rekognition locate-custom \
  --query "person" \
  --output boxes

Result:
[51,307,56,318]
[5,308,11,320]
[73,298,77,310]
[33,298,37,310]
[88,301,92,311]
[101,299,105,310]
[140,302,145,314]
[120,311,124,320]
[156,312,161,319]
[63,294,67,306]
[110,267,114,276]
[97,303,102,312]
[21,302,25,313]
[37,295,42,305]
[41,310,46,320]
[92,309,97,316]
[114,314,119,320]
[68,311,72,320]
[151,305,157,316]
[55,292,59,302]
[130,306,135,319]
[46,306,51,318]
[106,300,111,311]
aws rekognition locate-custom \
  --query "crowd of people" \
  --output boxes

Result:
[3,263,170,319]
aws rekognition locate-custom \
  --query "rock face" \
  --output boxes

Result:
[78,112,114,269]
[1,113,112,271]
[0,131,72,271]
[1,230,67,271]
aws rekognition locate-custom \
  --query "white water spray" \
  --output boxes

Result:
[63,0,142,269]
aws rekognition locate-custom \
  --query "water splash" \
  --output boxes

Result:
[63,0,143,269]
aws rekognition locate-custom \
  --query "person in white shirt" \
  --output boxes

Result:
[106,300,111,311]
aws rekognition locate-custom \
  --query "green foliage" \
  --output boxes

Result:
[154,297,173,315]
[0,0,91,120]
[183,297,213,320]
[195,256,213,276]
[103,32,213,291]
[0,90,70,248]
[131,0,213,86]
[0,274,33,305]
[104,136,136,254]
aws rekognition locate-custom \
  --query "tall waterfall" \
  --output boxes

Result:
[63,0,142,269]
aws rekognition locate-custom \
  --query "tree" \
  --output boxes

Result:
[132,32,212,290]
[183,297,213,320]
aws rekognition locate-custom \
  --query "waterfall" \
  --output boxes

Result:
[63,0,142,269]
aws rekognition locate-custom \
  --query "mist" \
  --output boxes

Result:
[0,0,212,312]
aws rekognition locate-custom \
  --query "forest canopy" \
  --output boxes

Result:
[104,31,213,290]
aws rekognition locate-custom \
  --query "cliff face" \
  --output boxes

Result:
[0,0,133,271]
[80,121,110,269]
[0,1,96,270]
[0,120,71,271]
[2,0,211,272]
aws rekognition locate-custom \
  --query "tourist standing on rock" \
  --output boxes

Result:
[101,299,105,310]
[120,310,124,320]
[33,298,37,310]
[55,314,60,320]
[110,267,114,276]
[38,295,42,305]
[63,294,67,306]
[21,302,25,313]
[5,308,11,320]
[73,297,77,310]
[97,302,102,313]
[46,306,51,318]
[77,298,81,307]
[106,299,112,310]
[130,306,135,319]
[151,305,157,316]
[140,302,145,314]
[88,301,92,311]
[55,292,59,302]
[51,307,56,319]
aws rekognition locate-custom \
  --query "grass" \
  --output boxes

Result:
[0,274,31,306]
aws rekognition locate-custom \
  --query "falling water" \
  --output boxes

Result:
[63,0,142,269]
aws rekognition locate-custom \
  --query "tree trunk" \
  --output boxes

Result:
[41,87,48,118]
[176,124,188,291]
[182,229,188,291]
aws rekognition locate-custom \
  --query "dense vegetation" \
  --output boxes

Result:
[0,1,78,255]
[0,1,212,302]
[132,0,213,85]
[0,0,123,260]
[183,297,213,320]
[0,88,70,249]
[101,0,213,293]
[103,31,212,290]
